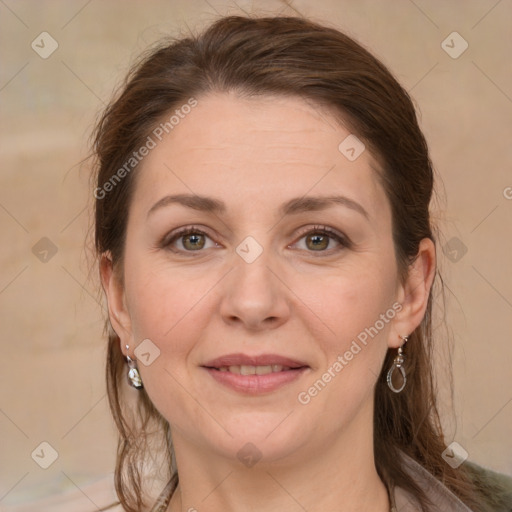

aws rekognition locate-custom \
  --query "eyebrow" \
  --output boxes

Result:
[147,193,370,220]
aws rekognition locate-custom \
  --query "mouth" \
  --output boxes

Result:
[202,353,309,370]
[207,364,306,375]
[201,354,310,394]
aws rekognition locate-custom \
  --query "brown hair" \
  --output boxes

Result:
[92,15,493,511]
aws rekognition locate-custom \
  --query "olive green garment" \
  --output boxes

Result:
[391,451,512,511]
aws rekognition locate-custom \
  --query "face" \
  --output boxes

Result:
[107,92,411,465]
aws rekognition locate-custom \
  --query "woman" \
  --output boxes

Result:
[93,15,512,512]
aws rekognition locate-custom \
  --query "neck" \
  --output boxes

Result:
[167,402,390,512]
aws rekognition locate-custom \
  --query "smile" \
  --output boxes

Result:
[215,364,292,374]
[203,366,308,394]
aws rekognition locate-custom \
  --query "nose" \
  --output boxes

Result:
[219,246,291,331]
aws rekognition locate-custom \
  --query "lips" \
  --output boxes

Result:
[201,353,310,394]
[202,353,309,370]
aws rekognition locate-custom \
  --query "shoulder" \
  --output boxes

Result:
[464,461,512,511]
[395,451,512,512]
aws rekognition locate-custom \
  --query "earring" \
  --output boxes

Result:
[386,335,408,393]
[125,344,143,389]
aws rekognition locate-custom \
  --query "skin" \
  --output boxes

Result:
[101,92,436,512]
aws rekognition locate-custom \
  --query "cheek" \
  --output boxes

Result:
[293,270,397,421]
[294,256,397,343]
[124,246,208,334]
[293,260,398,403]
[123,261,219,424]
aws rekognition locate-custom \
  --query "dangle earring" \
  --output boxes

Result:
[386,335,408,393]
[125,344,143,389]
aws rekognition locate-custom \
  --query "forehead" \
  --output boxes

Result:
[131,92,390,225]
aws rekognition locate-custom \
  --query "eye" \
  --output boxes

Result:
[162,224,350,255]
[292,225,350,254]
[163,227,218,252]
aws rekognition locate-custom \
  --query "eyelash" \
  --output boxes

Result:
[161,225,351,255]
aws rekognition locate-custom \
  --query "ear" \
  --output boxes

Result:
[390,238,436,348]
[99,252,135,350]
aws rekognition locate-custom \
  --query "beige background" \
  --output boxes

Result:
[1,0,511,509]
